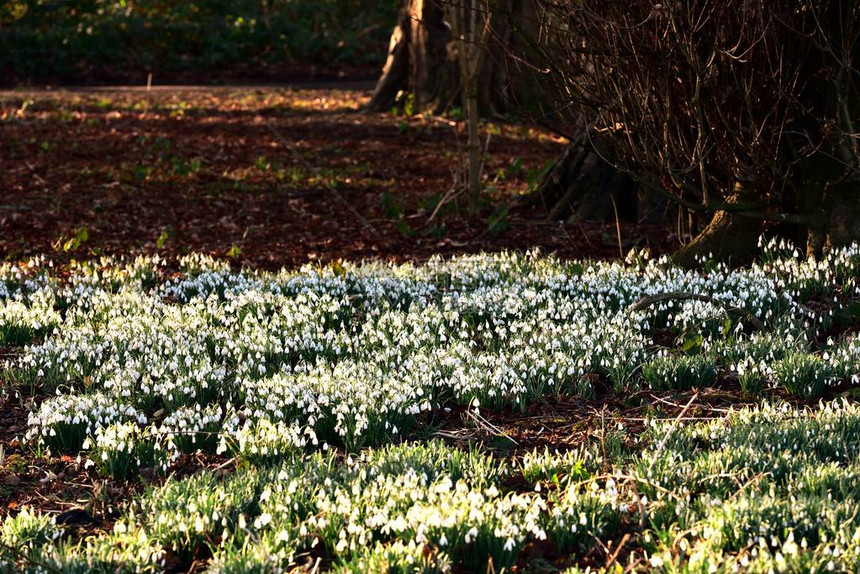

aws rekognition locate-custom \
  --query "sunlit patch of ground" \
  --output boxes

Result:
[0,85,675,269]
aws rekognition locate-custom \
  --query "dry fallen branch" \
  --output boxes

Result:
[652,391,699,458]
[465,409,519,445]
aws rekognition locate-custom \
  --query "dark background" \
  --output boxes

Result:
[0,0,398,85]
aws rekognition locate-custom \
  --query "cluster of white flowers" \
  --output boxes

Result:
[159,402,224,454]
[196,442,588,572]
[225,418,312,462]
[5,245,859,460]
[519,446,594,484]
[26,391,145,452]
[546,479,628,553]
[734,356,772,392]
[8,396,860,572]
[642,353,716,391]
[0,256,55,299]
[83,420,140,457]
[7,241,860,570]
[0,506,61,551]
[0,289,60,344]
[636,399,860,570]
[825,334,860,383]
[307,470,548,562]
[338,538,452,573]
[82,420,170,479]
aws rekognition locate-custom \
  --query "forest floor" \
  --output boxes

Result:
[0,85,678,268]
[0,83,680,539]
[7,85,851,573]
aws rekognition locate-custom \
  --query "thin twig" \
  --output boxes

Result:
[609,193,624,259]
[649,394,735,414]
[605,533,631,571]
[652,392,699,458]
[465,409,519,445]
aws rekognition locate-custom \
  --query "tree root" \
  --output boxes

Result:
[630,292,766,330]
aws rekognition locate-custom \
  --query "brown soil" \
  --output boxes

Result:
[0,85,677,269]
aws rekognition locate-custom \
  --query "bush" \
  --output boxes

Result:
[0,507,61,565]
[773,353,836,399]
[642,355,717,391]
[83,422,169,481]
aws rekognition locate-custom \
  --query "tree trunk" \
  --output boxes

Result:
[368,0,459,113]
[368,0,519,115]
[368,5,411,112]
[822,180,860,252]
[465,79,482,213]
[671,209,765,268]
[448,0,488,214]
[671,187,765,268]
[530,144,654,227]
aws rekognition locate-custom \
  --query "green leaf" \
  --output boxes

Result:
[156,231,169,249]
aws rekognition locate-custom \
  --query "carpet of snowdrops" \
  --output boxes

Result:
[3,239,860,572]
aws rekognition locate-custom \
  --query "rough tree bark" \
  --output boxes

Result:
[368,0,516,115]
[522,140,669,235]
[368,0,461,113]
[671,186,765,267]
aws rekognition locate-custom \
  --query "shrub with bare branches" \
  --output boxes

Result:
[511,0,859,263]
